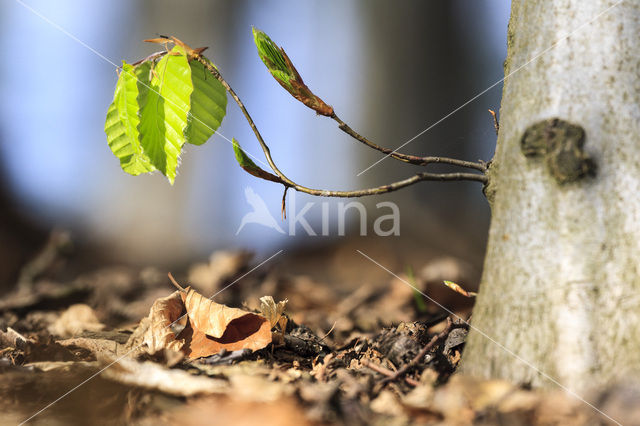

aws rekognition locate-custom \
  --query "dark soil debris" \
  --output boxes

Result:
[0,235,627,425]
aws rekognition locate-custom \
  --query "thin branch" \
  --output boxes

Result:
[131,50,168,67]
[194,56,487,197]
[361,359,420,386]
[281,186,289,219]
[331,114,487,172]
[381,317,453,385]
[489,109,499,135]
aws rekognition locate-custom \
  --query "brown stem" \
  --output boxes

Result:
[194,56,487,197]
[331,114,487,172]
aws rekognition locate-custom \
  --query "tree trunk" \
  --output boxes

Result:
[462,0,640,393]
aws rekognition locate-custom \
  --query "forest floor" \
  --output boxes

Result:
[0,231,633,425]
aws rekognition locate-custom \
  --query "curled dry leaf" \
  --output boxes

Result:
[260,295,288,346]
[48,304,105,338]
[443,280,477,298]
[178,287,272,359]
[126,290,185,354]
[129,280,272,360]
[259,296,288,328]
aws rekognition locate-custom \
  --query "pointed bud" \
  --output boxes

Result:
[232,139,283,183]
[252,28,333,116]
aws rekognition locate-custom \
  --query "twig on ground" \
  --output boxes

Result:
[361,359,420,386]
[380,317,454,385]
[318,321,338,343]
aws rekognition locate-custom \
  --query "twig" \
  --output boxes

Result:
[361,359,420,386]
[381,317,453,385]
[281,186,289,220]
[331,113,487,172]
[318,321,338,343]
[488,109,499,135]
[130,50,168,67]
[193,55,488,198]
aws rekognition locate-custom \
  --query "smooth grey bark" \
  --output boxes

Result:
[462,0,640,393]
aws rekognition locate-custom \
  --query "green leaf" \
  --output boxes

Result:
[138,46,193,184]
[183,58,227,146]
[232,139,282,184]
[105,61,155,175]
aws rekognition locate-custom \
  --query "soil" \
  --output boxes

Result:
[0,231,633,425]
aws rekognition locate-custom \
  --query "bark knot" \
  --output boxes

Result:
[521,118,596,184]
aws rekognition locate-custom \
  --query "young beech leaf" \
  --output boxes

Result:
[105,61,156,175]
[252,28,333,116]
[138,46,193,184]
[232,138,283,184]
[183,57,227,146]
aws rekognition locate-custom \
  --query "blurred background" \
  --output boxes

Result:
[0,1,510,289]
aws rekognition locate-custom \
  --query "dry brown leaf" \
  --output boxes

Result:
[130,279,271,359]
[126,290,185,355]
[259,296,288,328]
[24,360,99,372]
[0,327,31,349]
[99,354,226,396]
[181,286,269,338]
[178,286,271,359]
[57,336,128,358]
[48,304,105,338]
[371,390,405,417]
[144,290,185,353]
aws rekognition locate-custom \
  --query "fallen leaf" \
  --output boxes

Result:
[144,290,185,352]
[259,296,288,328]
[48,304,105,338]
[177,286,271,359]
[129,277,271,360]
[57,334,129,358]
[125,290,185,357]
[135,290,185,354]
[0,327,31,349]
[99,354,226,396]
[24,360,99,372]
[371,390,405,417]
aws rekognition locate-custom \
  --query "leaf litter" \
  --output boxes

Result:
[0,241,635,425]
